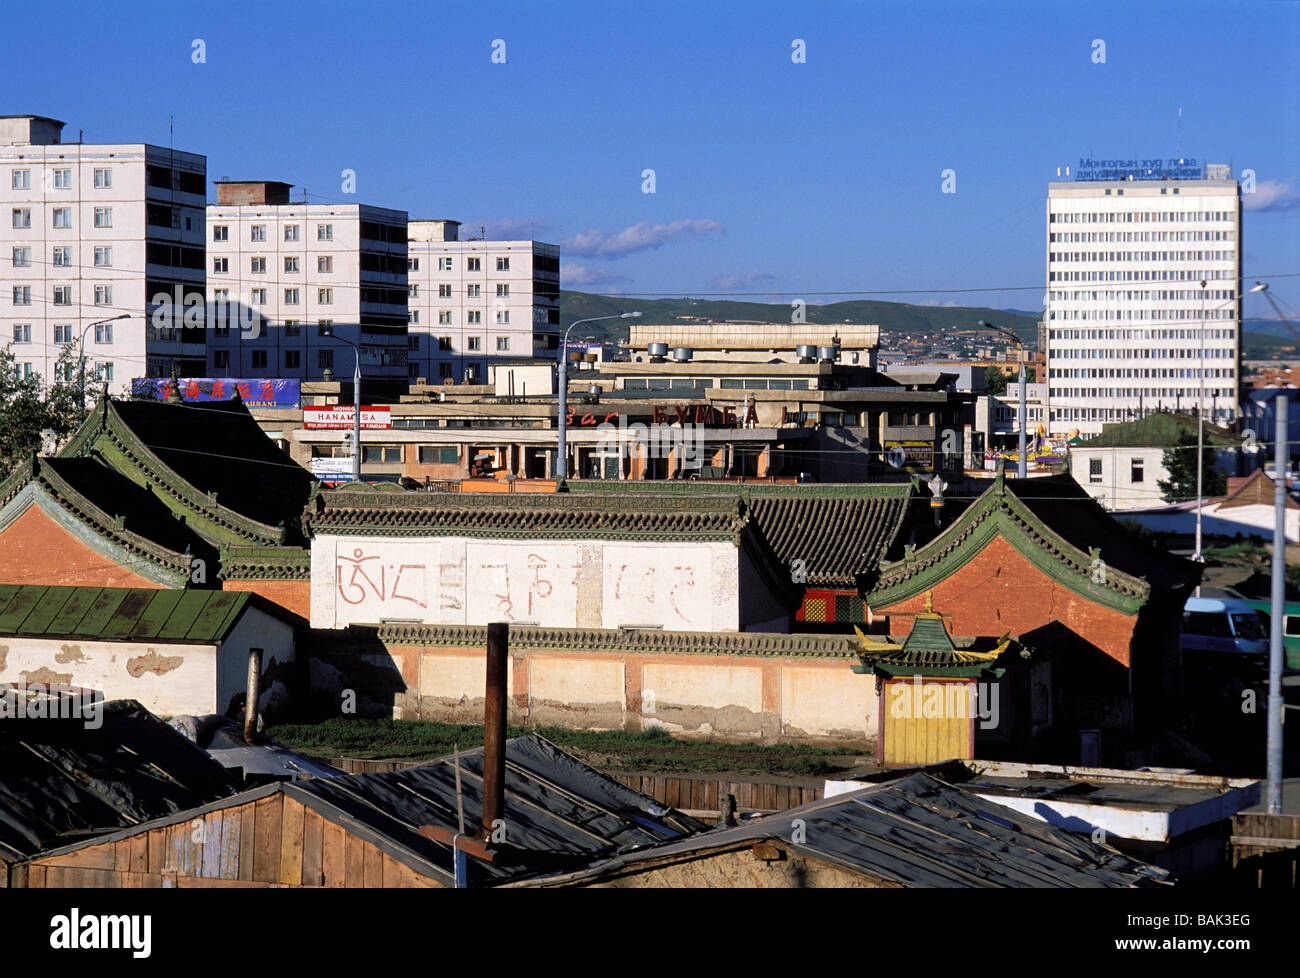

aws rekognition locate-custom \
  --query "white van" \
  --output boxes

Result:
[1181,595,1269,664]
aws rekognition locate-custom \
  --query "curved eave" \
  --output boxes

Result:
[865,483,1151,616]
[64,399,289,546]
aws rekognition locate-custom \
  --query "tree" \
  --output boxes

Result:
[0,344,87,480]
[984,365,1008,395]
[1157,432,1227,503]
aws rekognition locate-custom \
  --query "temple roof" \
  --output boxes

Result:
[853,592,1009,676]
[863,470,1201,615]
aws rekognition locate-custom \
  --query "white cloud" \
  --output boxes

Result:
[709,269,775,290]
[1244,179,1300,212]
[561,263,627,286]
[564,219,724,258]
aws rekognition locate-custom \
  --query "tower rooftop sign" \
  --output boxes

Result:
[1072,157,1205,181]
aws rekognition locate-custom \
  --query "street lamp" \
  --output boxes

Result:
[978,320,1028,478]
[1193,281,1266,563]
[556,312,641,481]
[323,328,363,484]
[79,314,130,414]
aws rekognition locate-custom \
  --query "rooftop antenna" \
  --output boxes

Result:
[1176,106,1182,159]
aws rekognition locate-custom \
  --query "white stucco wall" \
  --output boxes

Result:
[311,534,742,631]
[215,606,298,719]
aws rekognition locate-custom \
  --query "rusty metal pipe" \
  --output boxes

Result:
[244,647,262,744]
[481,623,508,843]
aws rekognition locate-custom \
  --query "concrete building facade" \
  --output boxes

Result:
[1044,170,1242,435]
[406,219,560,384]
[205,181,408,384]
[0,115,207,393]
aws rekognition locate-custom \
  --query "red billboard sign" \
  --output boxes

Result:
[303,406,392,430]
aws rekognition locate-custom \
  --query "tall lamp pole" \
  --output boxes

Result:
[978,320,1027,478]
[556,312,641,481]
[78,314,130,414]
[324,329,363,483]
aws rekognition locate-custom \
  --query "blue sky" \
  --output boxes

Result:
[10,0,1300,316]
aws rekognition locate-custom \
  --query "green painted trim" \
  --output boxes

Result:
[565,480,914,499]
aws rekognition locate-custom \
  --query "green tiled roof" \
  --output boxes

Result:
[0,586,260,643]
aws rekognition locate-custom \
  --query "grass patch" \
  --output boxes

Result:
[265,716,862,777]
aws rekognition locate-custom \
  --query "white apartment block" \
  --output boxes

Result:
[1,115,206,395]
[205,181,408,384]
[1044,167,1242,436]
[407,219,560,383]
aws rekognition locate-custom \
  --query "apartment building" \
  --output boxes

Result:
[205,181,408,384]
[0,115,206,394]
[407,219,560,383]
[1044,161,1242,436]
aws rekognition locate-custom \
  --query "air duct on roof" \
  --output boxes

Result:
[672,347,693,363]
[796,344,816,364]
[817,346,837,362]
[647,342,668,362]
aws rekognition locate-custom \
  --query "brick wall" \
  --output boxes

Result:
[223,579,311,620]
[0,507,161,589]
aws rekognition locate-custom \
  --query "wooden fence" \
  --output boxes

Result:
[1230,810,1300,888]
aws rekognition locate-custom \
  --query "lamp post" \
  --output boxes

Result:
[977,320,1027,478]
[78,314,130,414]
[1193,282,1265,563]
[556,312,641,481]
[323,328,363,483]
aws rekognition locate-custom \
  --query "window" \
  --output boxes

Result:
[318,350,334,369]
[251,288,267,305]
[285,288,300,305]
[284,224,300,241]
[12,247,30,267]
[52,169,71,189]
[419,446,460,464]
[11,169,30,190]
[252,350,268,369]
[317,320,333,335]
[408,258,420,272]
[317,255,333,273]
[408,334,420,350]
[93,167,112,189]
[53,324,72,344]
[1088,458,1102,484]
[52,207,71,228]
[409,310,419,324]
[12,324,31,343]
[496,336,509,351]
[317,224,333,241]
[17,363,33,380]
[94,323,113,343]
[362,446,403,463]
[438,257,453,271]
[12,286,31,305]
[285,350,301,368]
[1130,458,1144,483]
[496,257,510,271]
[496,310,509,324]
[439,363,453,379]
[466,257,481,271]
[438,310,452,324]
[213,350,230,369]
[466,310,481,324]
[94,246,112,267]
[213,225,229,242]
[284,320,301,336]
[98,363,114,383]
[438,337,452,351]
[496,284,510,297]
[284,256,300,273]
[439,284,452,298]
[251,224,266,242]
[250,256,266,274]
[212,256,229,273]
[93,207,112,228]
[212,288,229,302]
[467,284,481,298]
[12,208,31,229]
[53,286,72,305]
[52,246,71,266]
[467,336,481,351]
[318,288,333,304]
[408,285,419,298]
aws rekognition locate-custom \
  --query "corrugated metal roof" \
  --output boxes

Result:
[517,772,1173,888]
[0,585,253,643]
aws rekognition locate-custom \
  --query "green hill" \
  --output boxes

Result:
[560,292,1043,346]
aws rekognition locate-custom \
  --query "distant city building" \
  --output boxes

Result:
[0,115,207,393]
[205,180,408,384]
[1044,166,1242,435]
[406,219,560,384]
[626,322,879,367]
